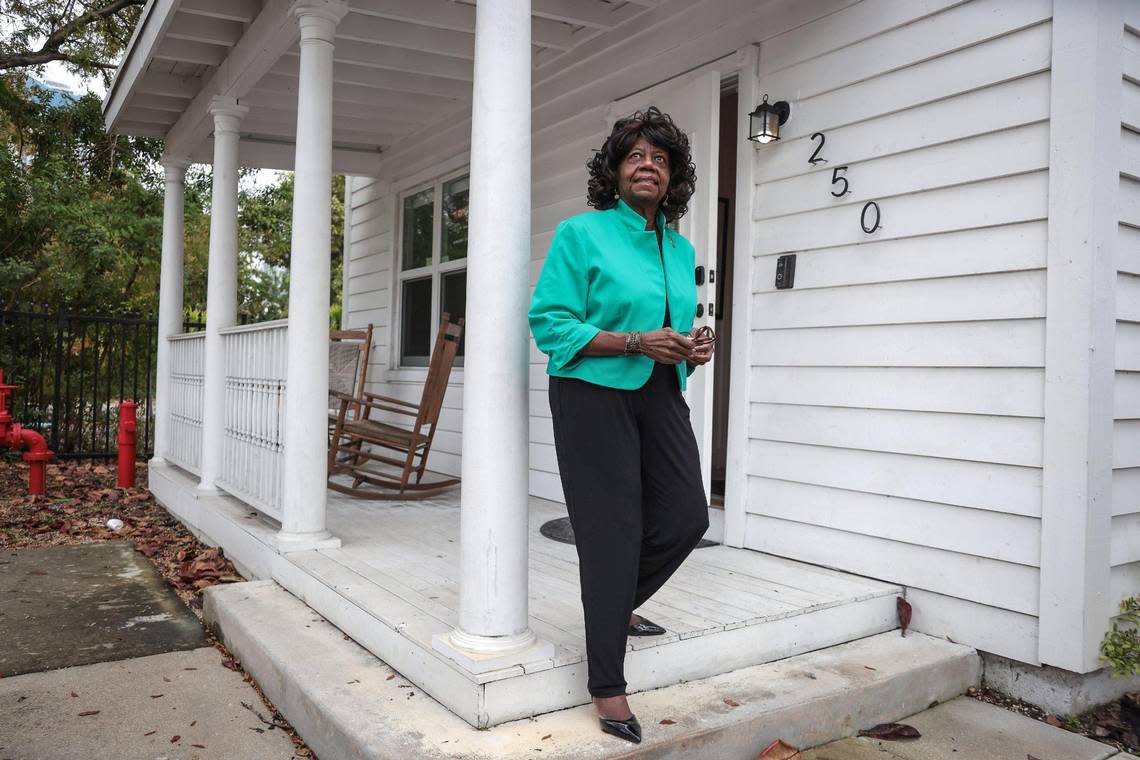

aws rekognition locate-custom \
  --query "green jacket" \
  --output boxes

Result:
[529,199,699,391]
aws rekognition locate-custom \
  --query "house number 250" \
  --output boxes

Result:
[808,132,881,234]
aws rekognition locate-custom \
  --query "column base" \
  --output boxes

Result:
[432,628,556,674]
[275,529,342,553]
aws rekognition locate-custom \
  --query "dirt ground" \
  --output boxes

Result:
[0,459,319,759]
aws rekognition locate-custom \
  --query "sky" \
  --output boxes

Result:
[39,60,106,97]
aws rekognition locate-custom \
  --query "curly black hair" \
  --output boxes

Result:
[586,106,696,224]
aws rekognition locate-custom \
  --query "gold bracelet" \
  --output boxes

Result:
[624,331,642,354]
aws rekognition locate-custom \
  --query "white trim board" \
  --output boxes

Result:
[1038,0,1122,673]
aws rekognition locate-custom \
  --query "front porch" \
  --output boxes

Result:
[150,460,901,727]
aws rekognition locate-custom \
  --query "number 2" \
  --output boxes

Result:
[808,132,827,165]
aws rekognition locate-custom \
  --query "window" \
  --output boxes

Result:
[397,173,468,367]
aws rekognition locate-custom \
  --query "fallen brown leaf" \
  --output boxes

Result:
[723,697,740,707]
[858,723,921,740]
[191,744,205,749]
[757,738,800,759]
[144,730,156,736]
[1045,715,1063,728]
[69,691,78,697]
[897,597,912,637]
[660,719,676,725]
[150,694,164,699]
[170,735,180,743]
[78,710,100,717]
[541,734,551,740]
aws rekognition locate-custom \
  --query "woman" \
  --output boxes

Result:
[528,106,713,744]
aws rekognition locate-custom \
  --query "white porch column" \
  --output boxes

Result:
[434,0,552,669]
[152,156,190,464]
[197,97,247,491]
[275,0,347,552]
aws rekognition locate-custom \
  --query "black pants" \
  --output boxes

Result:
[549,361,709,698]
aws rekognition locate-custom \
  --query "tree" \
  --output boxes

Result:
[0,1,146,84]
[235,172,346,326]
[0,73,167,313]
[0,0,346,323]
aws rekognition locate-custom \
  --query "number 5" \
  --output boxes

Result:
[830,166,849,197]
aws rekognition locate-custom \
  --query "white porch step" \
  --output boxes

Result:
[151,461,907,728]
[204,579,981,760]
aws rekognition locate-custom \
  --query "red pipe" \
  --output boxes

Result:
[0,368,54,496]
[117,400,138,488]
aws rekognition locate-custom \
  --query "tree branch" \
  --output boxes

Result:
[0,0,146,73]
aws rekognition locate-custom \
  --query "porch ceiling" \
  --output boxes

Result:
[103,0,658,173]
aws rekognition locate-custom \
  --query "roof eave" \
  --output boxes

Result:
[101,0,181,134]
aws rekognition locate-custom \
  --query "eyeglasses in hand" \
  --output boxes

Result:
[690,325,717,346]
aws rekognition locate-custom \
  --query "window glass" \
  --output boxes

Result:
[401,188,434,271]
[441,175,469,263]
[441,270,467,358]
[400,277,432,366]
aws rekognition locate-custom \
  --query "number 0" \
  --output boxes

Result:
[860,201,881,233]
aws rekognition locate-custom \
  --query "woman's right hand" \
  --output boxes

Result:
[638,327,695,364]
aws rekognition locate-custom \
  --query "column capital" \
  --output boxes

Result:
[291,0,348,40]
[208,96,249,136]
[161,156,191,183]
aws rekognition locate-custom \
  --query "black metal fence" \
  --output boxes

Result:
[0,306,203,461]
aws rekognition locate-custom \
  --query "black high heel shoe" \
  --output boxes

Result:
[599,714,642,743]
[628,615,666,636]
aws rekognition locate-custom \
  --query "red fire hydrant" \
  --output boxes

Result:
[117,400,138,488]
[0,368,54,496]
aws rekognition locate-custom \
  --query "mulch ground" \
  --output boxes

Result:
[968,684,1140,755]
[0,459,319,759]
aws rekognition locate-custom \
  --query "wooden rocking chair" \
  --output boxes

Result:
[327,313,463,500]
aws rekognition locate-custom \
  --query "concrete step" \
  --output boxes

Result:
[204,580,981,760]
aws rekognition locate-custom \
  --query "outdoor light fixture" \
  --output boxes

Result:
[748,94,790,143]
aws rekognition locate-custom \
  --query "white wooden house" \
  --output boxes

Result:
[105,0,1140,728]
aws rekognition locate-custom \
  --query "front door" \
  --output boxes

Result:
[607,69,721,501]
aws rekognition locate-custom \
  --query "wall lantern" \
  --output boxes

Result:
[748,94,790,143]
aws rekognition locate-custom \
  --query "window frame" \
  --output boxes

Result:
[393,167,469,371]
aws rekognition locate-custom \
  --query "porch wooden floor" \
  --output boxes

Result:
[317,487,901,669]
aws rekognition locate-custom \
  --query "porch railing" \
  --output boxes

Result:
[216,320,288,520]
[166,332,206,473]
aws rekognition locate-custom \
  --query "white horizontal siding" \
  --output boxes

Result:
[743,1,1052,658]
[907,588,1039,665]
[1115,31,1140,580]
[748,440,1041,518]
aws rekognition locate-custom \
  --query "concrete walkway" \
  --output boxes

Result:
[803,697,1135,760]
[0,543,300,760]
[0,647,299,760]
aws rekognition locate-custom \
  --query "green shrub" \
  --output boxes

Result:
[1101,596,1140,676]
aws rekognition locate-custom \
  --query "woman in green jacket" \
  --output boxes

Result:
[529,107,714,744]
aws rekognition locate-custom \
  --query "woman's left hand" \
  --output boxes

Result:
[687,337,714,366]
